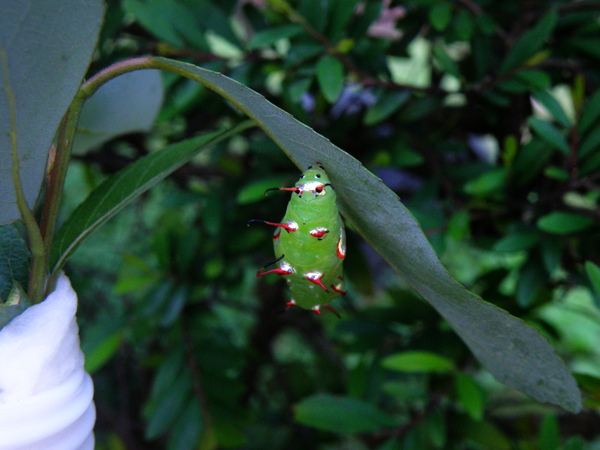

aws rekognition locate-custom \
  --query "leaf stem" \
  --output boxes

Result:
[40,94,87,296]
[1,47,47,304]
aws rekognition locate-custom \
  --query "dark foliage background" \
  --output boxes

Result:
[63,0,600,448]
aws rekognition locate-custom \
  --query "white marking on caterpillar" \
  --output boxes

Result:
[310,227,329,240]
[281,261,296,274]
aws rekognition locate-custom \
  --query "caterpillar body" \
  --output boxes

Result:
[250,166,346,316]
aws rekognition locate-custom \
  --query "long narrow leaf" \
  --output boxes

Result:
[152,57,581,412]
[50,122,253,272]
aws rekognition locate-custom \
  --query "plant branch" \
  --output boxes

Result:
[1,47,47,304]
[40,96,85,296]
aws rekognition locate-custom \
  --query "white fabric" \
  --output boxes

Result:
[0,274,95,449]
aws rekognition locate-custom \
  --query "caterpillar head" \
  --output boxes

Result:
[294,166,334,201]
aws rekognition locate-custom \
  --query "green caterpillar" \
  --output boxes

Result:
[250,166,346,316]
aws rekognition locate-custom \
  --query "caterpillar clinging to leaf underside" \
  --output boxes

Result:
[249,166,346,317]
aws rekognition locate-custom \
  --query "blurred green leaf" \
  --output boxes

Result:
[168,400,203,450]
[512,139,553,186]
[515,69,551,90]
[585,261,600,299]
[82,319,125,374]
[455,373,484,421]
[237,176,290,204]
[364,90,410,125]
[123,0,207,50]
[145,370,191,440]
[0,0,104,225]
[0,281,30,329]
[247,24,303,50]
[544,166,569,181]
[516,256,546,308]
[540,238,562,275]
[537,211,594,234]
[152,57,583,413]
[499,9,557,74]
[429,2,453,31]
[433,44,461,79]
[382,351,455,373]
[578,90,600,134]
[463,168,506,196]
[528,117,571,154]
[423,409,446,448]
[294,394,395,433]
[454,10,475,41]
[328,0,362,41]
[159,284,189,327]
[578,126,600,159]
[316,54,344,103]
[0,224,29,303]
[538,414,560,450]
[580,150,600,176]
[494,227,540,252]
[573,372,600,402]
[447,210,470,241]
[568,37,600,60]
[455,416,511,449]
[51,122,253,273]
[533,90,572,128]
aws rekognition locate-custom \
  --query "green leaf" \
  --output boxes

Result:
[433,44,461,79]
[50,122,253,272]
[499,9,558,74]
[328,0,362,41]
[237,176,290,204]
[73,70,164,154]
[316,54,344,103]
[82,318,125,374]
[463,168,507,196]
[145,371,191,440]
[580,150,600,176]
[364,90,410,125]
[516,256,546,308]
[167,400,203,450]
[454,10,475,41]
[538,414,560,450]
[455,416,511,450]
[247,24,304,50]
[515,69,551,90]
[585,261,600,299]
[455,373,484,421]
[568,37,600,60]
[537,211,594,234]
[528,117,571,154]
[429,2,453,32]
[540,239,562,275]
[494,227,540,252]
[0,0,105,225]
[511,139,553,186]
[0,224,29,302]
[0,281,30,329]
[533,90,572,128]
[578,125,600,159]
[151,57,582,413]
[578,90,600,134]
[123,0,207,50]
[294,394,395,433]
[382,351,455,373]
